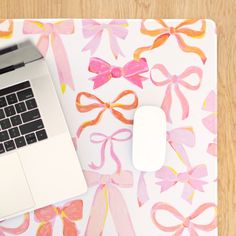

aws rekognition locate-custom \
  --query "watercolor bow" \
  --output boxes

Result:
[0,19,14,38]
[34,200,83,236]
[151,202,217,235]
[23,20,75,93]
[76,90,138,138]
[150,64,202,123]
[0,214,29,236]
[90,128,132,172]
[202,90,217,156]
[82,19,128,58]
[155,165,208,203]
[134,19,207,63]
[84,170,135,236]
[89,57,149,89]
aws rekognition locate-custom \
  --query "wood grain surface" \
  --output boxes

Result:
[0,0,235,235]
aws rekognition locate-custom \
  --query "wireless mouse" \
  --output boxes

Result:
[132,106,166,172]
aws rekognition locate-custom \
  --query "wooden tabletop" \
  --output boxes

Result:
[0,0,235,235]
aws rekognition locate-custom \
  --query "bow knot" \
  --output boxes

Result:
[111,66,123,78]
[171,75,179,83]
[100,175,111,185]
[177,172,189,183]
[43,23,54,34]
[183,217,191,228]
[169,26,175,34]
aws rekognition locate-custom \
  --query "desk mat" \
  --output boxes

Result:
[0,19,217,236]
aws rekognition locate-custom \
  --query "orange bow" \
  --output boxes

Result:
[34,200,83,236]
[134,19,207,64]
[0,20,13,38]
[76,90,138,138]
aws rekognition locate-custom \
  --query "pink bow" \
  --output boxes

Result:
[137,172,149,207]
[155,165,208,203]
[90,128,132,172]
[202,91,217,156]
[167,127,195,168]
[150,64,202,123]
[34,200,83,236]
[82,19,128,58]
[0,214,30,236]
[151,202,217,235]
[23,20,75,93]
[89,57,149,89]
[84,170,135,236]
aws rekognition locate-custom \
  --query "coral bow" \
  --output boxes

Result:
[155,165,208,203]
[89,57,149,89]
[167,127,195,168]
[134,19,207,64]
[82,19,128,58]
[0,214,29,236]
[151,202,217,235]
[23,20,75,93]
[76,90,138,138]
[34,200,83,236]
[90,128,132,172]
[84,170,135,236]
[0,19,14,38]
[151,64,202,123]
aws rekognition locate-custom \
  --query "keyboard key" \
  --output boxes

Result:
[0,97,7,108]
[9,127,20,138]
[4,105,16,117]
[6,93,17,105]
[15,136,26,148]
[26,98,37,110]
[0,81,30,97]
[21,109,40,123]
[17,88,34,101]
[0,109,5,119]
[25,133,37,144]
[0,130,10,142]
[15,102,26,113]
[4,140,15,151]
[19,119,44,135]
[0,143,5,154]
[0,118,11,130]
[36,129,48,141]
[10,115,22,126]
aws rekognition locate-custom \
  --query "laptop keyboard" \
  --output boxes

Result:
[0,81,47,154]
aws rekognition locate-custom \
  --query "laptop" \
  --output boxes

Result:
[0,41,87,221]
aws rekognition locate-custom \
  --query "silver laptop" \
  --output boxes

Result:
[0,41,87,221]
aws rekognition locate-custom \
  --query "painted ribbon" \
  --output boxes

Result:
[202,91,217,156]
[155,164,208,203]
[150,64,202,123]
[89,57,149,89]
[0,213,30,236]
[90,128,132,172]
[76,90,138,138]
[167,127,195,168]
[0,20,14,38]
[82,19,128,58]
[84,170,135,236]
[151,202,217,235]
[23,20,75,93]
[137,172,149,207]
[134,19,207,64]
[34,200,83,236]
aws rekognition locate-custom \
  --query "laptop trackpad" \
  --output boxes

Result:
[0,152,35,219]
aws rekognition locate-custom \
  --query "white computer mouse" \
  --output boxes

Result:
[132,106,166,172]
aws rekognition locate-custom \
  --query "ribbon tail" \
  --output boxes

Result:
[188,227,199,236]
[161,84,172,123]
[173,227,185,236]
[175,34,207,64]
[182,183,195,204]
[137,172,149,207]
[109,186,136,236]
[174,85,189,120]
[36,222,53,236]
[63,218,78,236]
[109,33,124,59]
[82,31,102,55]
[51,33,75,93]
[133,33,169,60]
[85,186,108,236]
[89,140,107,170]
[37,35,49,57]
[110,142,122,172]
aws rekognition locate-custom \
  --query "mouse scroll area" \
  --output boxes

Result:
[132,106,166,172]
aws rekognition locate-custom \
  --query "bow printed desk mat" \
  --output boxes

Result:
[0,19,217,236]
